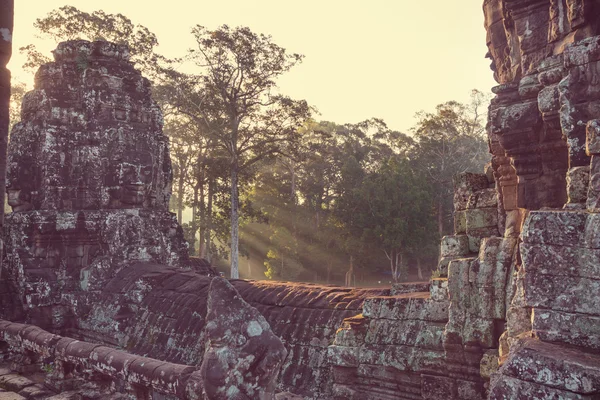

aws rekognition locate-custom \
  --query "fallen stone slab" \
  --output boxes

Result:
[0,375,34,393]
[18,384,53,399]
[43,391,82,400]
[0,392,26,400]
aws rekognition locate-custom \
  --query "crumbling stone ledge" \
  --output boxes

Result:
[0,319,203,399]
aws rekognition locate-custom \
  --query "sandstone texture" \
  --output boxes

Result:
[0,40,214,329]
[482,0,600,398]
[3,1,600,395]
[199,277,287,400]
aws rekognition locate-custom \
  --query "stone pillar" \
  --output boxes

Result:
[0,0,14,275]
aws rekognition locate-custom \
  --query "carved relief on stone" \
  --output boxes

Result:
[6,40,172,213]
[2,41,189,328]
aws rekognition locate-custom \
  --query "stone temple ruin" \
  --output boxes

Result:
[1,0,600,399]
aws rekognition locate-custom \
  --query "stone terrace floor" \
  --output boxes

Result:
[0,362,126,400]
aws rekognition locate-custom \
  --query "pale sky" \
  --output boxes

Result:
[9,0,496,133]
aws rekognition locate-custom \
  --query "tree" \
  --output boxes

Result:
[21,6,164,78]
[167,25,311,278]
[356,157,434,282]
[163,116,198,224]
[0,0,14,278]
[412,91,489,238]
[9,81,25,133]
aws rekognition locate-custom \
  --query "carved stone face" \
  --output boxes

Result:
[6,40,171,213]
[120,155,154,205]
[7,189,33,212]
[6,147,37,212]
[107,150,154,207]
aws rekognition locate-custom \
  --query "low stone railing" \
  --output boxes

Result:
[0,319,204,399]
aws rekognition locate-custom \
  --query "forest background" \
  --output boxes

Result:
[6,6,491,284]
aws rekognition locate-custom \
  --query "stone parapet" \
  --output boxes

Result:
[0,319,199,399]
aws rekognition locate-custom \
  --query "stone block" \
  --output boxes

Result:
[421,375,455,399]
[454,210,467,234]
[440,235,470,257]
[564,36,600,68]
[500,182,518,211]
[453,173,489,212]
[151,363,195,396]
[587,156,600,212]
[447,258,472,302]
[429,279,448,302]
[566,166,590,204]
[456,379,485,400]
[504,209,525,237]
[467,188,498,209]
[501,338,600,394]
[519,74,544,99]
[468,235,482,254]
[525,273,600,316]
[0,393,26,400]
[537,84,560,114]
[0,375,34,392]
[437,256,464,277]
[327,345,359,368]
[90,347,135,381]
[480,350,499,379]
[587,119,600,155]
[521,243,600,279]
[466,208,498,231]
[390,282,430,296]
[532,309,600,350]
[463,317,495,348]
[521,211,587,247]
[467,227,500,253]
[17,384,51,399]
[489,375,589,399]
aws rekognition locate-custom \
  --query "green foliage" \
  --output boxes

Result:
[22,6,490,284]
[21,6,164,77]
[9,81,26,133]
[41,362,54,374]
[242,90,488,284]
[411,90,490,237]
[164,24,311,277]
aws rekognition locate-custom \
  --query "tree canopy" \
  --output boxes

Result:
[13,6,491,284]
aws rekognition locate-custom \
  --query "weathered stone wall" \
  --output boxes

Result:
[5,6,600,395]
[324,169,520,399]
[0,40,195,329]
[482,0,600,398]
[70,263,387,399]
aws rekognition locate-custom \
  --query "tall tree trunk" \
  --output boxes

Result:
[437,197,444,238]
[176,174,184,224]
[190,186,199,256]
[345,255,354,287]
[0,0,14,282]
[230,167,240,279]
[205,178,213,262]
[290,163,297,239]
[198,181,205,258]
